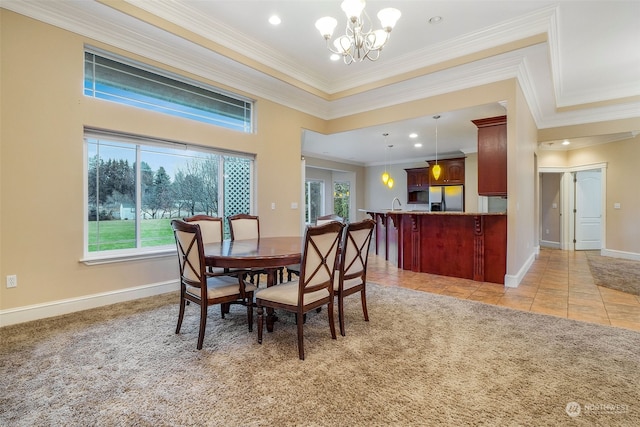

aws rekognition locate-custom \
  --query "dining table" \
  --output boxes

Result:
[203,236,303,330]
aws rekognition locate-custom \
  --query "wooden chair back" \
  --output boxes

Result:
[339,219,375,282]
[183,215,223,244]
[171,219,206,290]
[228,214,260,240]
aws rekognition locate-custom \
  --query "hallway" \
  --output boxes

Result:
[366,247,640,332]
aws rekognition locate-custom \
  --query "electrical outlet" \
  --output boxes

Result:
[6,275,17,288]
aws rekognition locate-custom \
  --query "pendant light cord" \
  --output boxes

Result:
[434,115,440,165]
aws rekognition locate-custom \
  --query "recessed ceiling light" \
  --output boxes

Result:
[409,133,418,138]
[269,15,281,26]
[429,16,443,24]
[562,140,571,145]
[414,143,423,148]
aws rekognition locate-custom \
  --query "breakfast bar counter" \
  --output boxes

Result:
[362,210,507,284]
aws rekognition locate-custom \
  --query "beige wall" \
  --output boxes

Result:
[464,153,479,211]
[0,12,323,312]
[538,135,640,253]
[505,82,538,281]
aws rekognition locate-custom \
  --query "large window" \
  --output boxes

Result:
[84,48,253,133]
[85,130,253,259]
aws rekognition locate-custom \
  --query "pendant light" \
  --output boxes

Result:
[432,115,442,180]
[381,133,394,188]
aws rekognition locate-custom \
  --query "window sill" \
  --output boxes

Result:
[80,248,176,265]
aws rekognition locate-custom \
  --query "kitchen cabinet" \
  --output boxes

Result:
[472,115,507,196]
[405,167,429,204]
[427,157,465,186]
[363,210,507,284]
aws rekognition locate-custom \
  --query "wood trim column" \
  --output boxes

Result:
[473,215,485,281]
[387,213,400,263]
[373,213,385,257]
[410,214,421,272]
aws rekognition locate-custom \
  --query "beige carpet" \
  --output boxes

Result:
[586,251,640,296]
[1,284,639,426]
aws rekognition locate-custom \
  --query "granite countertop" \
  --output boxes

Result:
[359,209,506,216]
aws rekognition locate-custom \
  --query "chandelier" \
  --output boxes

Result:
[315,0,401,65]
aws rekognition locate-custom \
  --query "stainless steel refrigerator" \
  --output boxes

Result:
[429,185,464,212]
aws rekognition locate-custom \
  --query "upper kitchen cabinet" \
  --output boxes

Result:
[406,167,429,188]
[405,167,429,204]
[472,115,507,196]
[427,157,465,186]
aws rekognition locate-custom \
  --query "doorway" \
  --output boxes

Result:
[539,164,606,251]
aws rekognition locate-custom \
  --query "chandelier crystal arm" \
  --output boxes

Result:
[315,1,400,65]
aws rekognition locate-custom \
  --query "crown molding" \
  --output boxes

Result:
[327,5,557,94]
[2,1,636,131]
[325,52,525,120]
[516,55,545,128]
[536,102,640,130]
[125,0,333,92]
[124,0,558,96]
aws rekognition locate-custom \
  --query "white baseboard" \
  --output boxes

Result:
[0,280,179,327]
[504,251,536,288]
[540,240,561,249]
[600,248,640,261]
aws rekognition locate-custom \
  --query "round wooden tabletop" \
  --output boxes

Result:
[203,236,303,269]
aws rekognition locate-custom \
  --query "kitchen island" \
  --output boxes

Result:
[362,210,507,284]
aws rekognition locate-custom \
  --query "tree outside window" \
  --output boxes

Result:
[305,180,323,224]
[333,181,350,222]
[86,132,252,254]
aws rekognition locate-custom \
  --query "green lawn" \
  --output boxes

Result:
[88,218,175,252]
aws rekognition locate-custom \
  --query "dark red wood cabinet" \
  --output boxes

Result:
[405,167,429,204]
[365,210,507,285]
[472,115,507,196]
[399,213,506,284]
[427,157,465,186]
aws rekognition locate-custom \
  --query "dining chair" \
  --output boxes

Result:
[184,214,244,316]
[228,213,283,285]
[286,214,344,282]
[171,219,256,350]
[334,219,375,336]
[255,221,344,360]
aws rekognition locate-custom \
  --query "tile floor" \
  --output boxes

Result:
[366,247,640,332]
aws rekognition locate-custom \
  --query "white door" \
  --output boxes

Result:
[575,170,602,250]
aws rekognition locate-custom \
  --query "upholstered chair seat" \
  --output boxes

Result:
[186,276,257,300]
